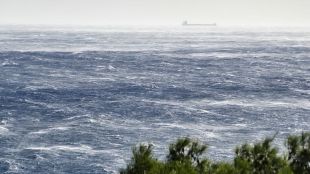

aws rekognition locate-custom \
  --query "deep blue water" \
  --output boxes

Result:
[0,26,309,173]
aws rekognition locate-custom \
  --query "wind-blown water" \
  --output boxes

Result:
[0,26,309,173]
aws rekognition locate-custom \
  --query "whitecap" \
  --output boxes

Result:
[26,145,113,155]
[29,126,70,135]
[1,60,18,66]
[190,98,310,109]
[108,65,116,70]
[0,126,9,135]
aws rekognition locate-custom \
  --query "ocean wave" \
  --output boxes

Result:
[0,126,9,135]
[25,145,101,154]
[29,126,71,135]
[0,27,309,173]
[201,99,310,109]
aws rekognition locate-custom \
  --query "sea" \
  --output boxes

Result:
[0,25,309,173]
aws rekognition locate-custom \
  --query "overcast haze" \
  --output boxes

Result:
[0,0,310,26]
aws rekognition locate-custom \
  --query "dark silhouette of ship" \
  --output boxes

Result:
[182,21,216,26]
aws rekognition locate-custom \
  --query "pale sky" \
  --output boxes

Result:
[0,0,310,26]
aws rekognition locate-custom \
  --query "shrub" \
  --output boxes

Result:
[120,144,163,174]
[120,132,310,174]
[286,132,310,174]
[234,136,288,174]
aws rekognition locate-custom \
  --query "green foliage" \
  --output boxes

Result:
[277,166,294,174]
[286,132,310,174]
[120,132,310,174]
[120,144,163,174]
[166,138,210,174]
[121,138,210,174]
[161,160,198,174]
[211,162,237,174]
[167,138,208,166]
[234,136,287,174]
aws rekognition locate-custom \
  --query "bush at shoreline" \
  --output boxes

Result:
[120,132,310,174]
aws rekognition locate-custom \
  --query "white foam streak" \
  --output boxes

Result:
[0,126,9,135]
[26,145,107,155]
[30,126,70,135]
[204,99,310,109]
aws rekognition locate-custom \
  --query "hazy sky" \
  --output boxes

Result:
[0,0,310,26]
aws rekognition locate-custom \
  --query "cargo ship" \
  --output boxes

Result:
[182,21,216,26]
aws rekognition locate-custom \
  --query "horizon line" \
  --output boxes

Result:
[1,23,310,28]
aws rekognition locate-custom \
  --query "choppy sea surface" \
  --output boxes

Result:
[0,26,309,173]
